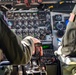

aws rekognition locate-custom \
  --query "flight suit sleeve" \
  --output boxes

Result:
[61,21,76,56]
[12,36,34,65]
[0,11,34,65]
[60,4,76,57]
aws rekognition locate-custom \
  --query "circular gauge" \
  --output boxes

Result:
[33,13,36,16]
[21,13,25,17]
[34,28,39,32]
[15,24,20,29]
[21,29,26,34]
[21,29,27,38]
[40,29,44,34]
[18,21,22,26]
[21,24,26,29]
[29,30,34,36]
[28,24,32,28]
[27,13,30,17]
[55,22,64,30]
[15,29,21,35]
[14,13,18,17]
[54,14,62,21]
[34,24,38,28]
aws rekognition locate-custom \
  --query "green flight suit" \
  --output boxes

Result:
[59,4,76,75]
[0,11,34,65]
[61,4,76,57]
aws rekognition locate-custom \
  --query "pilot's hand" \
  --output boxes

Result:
[22,36,43,56]
[28,36,43,56]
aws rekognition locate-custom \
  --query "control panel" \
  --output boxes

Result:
[6,10,52,41]
[40,41,56,65]
[51,12,70,50]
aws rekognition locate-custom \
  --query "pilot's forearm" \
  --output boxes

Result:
[0,12,34,65]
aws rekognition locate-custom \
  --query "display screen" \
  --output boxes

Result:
[42,44,53,49]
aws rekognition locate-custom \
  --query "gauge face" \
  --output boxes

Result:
[21,29,27,35]
[54,21,65,30]
[15,29,21,35]
[15,24,20,29]
[56,22,63,30]
[20,13,25,17]
[21,24,26,29]
[7,11,52,40]
[54,14,62,21]
[14,13,19,17]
